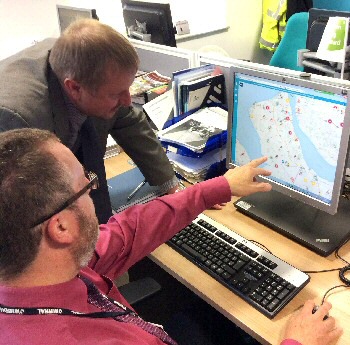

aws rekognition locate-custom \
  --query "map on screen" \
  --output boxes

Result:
[232,73,347,205]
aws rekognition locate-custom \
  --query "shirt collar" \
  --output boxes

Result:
[0,276,88,311]
[61,87,88,149]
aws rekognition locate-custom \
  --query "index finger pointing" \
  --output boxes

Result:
[249,156,268,168]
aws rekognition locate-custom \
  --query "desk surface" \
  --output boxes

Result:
[105,153,350,345]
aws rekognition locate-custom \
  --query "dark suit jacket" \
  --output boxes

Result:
[286,0,313,21]
[0,38,175,223]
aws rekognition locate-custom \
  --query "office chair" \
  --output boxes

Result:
[119,277,161,305]
[313,0,350,12]
[269,12,309,71]
[114,270,161,306]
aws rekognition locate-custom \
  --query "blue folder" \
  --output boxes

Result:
[107,167,163,213]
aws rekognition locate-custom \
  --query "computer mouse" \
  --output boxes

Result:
[312,305,329,320]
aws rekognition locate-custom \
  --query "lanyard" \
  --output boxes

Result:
[0,304,132,318]
[0,277,136,319]
[0,277,177,345]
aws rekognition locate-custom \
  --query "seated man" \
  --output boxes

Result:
[0,128,342,345]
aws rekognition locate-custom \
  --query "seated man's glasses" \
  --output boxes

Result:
[31,171,99,228]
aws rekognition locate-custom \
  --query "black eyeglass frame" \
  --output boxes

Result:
[30,171,99,228]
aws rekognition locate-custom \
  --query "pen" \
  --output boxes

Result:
[127,179,146,201]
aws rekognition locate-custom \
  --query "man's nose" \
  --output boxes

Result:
[120,91,132,107]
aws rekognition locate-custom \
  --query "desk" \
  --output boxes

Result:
[105,153,350,345]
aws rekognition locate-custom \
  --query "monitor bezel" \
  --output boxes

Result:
[227,65,350,215]
[56,5,97,34]
[121,0,176,47]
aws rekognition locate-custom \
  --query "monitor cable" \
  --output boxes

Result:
[341,172,350,199]
[300,266,350,306]
[334,237,350,266]
[339,265,350,286]
[304,239,350,305]
[248,239,350,305]
[248,239,272,254]
[320,284,350,305]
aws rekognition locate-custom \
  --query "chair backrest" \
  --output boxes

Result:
[313,0,350,12]
[269,12,309,71]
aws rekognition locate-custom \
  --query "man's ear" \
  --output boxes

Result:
[63,79,82,102]
[45,211,77,245]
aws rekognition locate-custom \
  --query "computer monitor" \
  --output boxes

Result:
[304,8,350,76]
[307,8,350,53]
[56,5,98,34]
[121,0,176,47]
[227,65,350,256]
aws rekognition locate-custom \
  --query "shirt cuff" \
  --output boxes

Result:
[158,175,179,194]
[280,339,303,345]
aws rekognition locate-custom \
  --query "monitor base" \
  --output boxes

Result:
[234,190,350,257]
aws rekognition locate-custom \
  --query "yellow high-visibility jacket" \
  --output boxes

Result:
[260,0,287,51]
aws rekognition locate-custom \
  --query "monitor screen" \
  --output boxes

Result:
[56,5,98,33]
[227,66,350,215]
[121,0,176,47]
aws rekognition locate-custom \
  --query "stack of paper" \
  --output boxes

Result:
[158,107,228,153]
[104,135,120,160]
[167,146,226,184]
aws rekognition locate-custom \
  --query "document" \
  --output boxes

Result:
[316,16,349,63]
[158,107,228,153]
[167,145,226,183]
[143,89,174,130]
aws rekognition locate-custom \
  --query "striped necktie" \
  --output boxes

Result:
[81,276,177,345]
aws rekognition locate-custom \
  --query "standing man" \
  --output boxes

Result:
[0,18,178,224]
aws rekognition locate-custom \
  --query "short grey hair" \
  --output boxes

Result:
[49,18,140,92]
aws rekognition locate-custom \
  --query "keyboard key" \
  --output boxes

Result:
[250,292,264,303]
[232,260,247,271]
[277,288,290,300]
[267,298,280,312]
[221,272,231,280]
[181,244,206,263]
[287,283,295,291]
[222,264,237,275]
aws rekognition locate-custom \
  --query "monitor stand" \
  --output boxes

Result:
[233,190,350,257]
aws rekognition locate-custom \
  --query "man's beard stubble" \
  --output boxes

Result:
[70,208,99,269]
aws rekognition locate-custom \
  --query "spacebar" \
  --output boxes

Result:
[181,244,206,263]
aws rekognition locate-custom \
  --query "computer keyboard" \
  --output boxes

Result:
[167,214,310,318]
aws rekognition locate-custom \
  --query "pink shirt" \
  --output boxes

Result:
[0,177,299,345]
